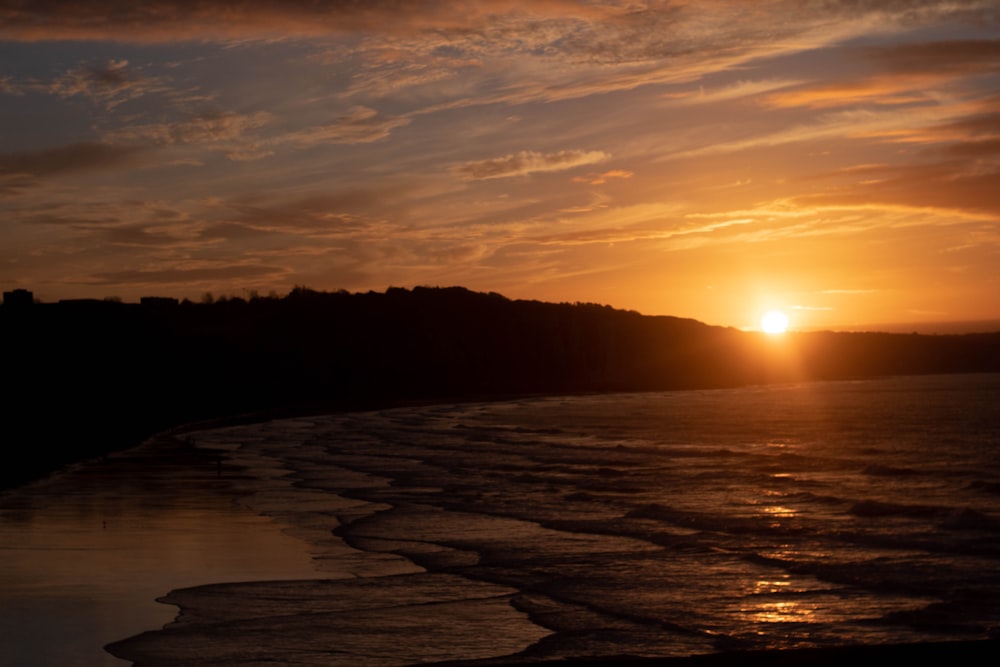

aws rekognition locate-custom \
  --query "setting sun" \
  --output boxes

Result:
[761,310,789,334]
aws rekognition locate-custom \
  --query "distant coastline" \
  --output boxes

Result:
[808,319,1000,335]
[4,285,1000,488]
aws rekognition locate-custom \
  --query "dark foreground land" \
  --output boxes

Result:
[4,285,1000,487]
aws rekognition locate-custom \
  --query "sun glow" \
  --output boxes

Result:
[761,310,789,334]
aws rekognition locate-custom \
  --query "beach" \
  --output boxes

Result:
[4,375,1000,665]
[0,435,324,666]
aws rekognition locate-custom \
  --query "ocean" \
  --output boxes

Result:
[3,373,1000,665]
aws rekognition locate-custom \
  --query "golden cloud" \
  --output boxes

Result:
[458,150,610,180]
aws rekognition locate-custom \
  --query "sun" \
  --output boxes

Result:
[761,310,789,334]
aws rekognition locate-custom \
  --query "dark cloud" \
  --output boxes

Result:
[0,0,604,42]
[100,224,190,246]
[228,209,376,237]
[934,110,1000,138]
[805,158,1000,216]
[226,189,409,234]
[0,142,146,177]
[942,138,1000,157]
[898,107,1000,156]
[0,174,36,197]
[18,210,120,226]
[765,40,1000,110]
[864,39,1000,75]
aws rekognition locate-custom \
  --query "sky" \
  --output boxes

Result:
[1,1,998,331]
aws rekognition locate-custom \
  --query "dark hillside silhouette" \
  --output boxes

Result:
[3,285,999,487]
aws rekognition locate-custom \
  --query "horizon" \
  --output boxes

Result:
[2,2,999,333]
[5,283,1000,336]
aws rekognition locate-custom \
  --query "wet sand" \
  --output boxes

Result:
[0,434,324,667]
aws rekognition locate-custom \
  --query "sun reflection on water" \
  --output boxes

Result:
[752,577,792,594]
[763,505,797,517]
[746,600,817,624]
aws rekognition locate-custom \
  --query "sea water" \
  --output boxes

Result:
[6,374,1000,665]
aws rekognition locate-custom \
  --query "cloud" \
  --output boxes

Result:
[218,188,412,239]
[763,39,1000,110]
[790,304,833,311]
[105,110,274,160]
[807,159,1000,216]
[3,1,992,121]
[199,222,281,242]
[942,138,1000,157]
[458,150,609,180]
[281,106,410,146]
[88,263,288,285]
[863,39,1000,75]
[0,74,20,94]
[0,1,611,43]
[572,169,633,186]
[338,50,479,99]
[763,75,940,109]
[669,101,968,161]
[932,108,1000,141]
[781,101,1000,216]
[0,142,146,177]
[105,107,407,159]
[664,79,804,106]
[40,59,171,110]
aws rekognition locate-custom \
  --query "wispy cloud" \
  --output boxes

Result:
[280,106,410,146]
[88,263,288,286]
[765,40,1000,110]
[3,0,999,324]
[95,105,407,163]
[0,0,610,43]
[458,150,609,180]
[3,2,990,108]
[572,169,633,185]
[665,79,803,106]
[47,59,165,109]
[790,304,834,311]
[106,110,273,147]
[1,59,172,110]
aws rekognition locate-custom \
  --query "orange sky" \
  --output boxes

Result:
[1,1,998,330]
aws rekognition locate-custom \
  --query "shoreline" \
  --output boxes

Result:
[0,430,325,667]
[9,370,1000,492]
[422,638,1000,666]
[108,386,1000,665]
[8,379,1000,665]
[0,391,566,492]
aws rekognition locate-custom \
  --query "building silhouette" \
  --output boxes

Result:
[2,289,33,308]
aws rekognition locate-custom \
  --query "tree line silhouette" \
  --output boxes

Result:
[3,285,999,487]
